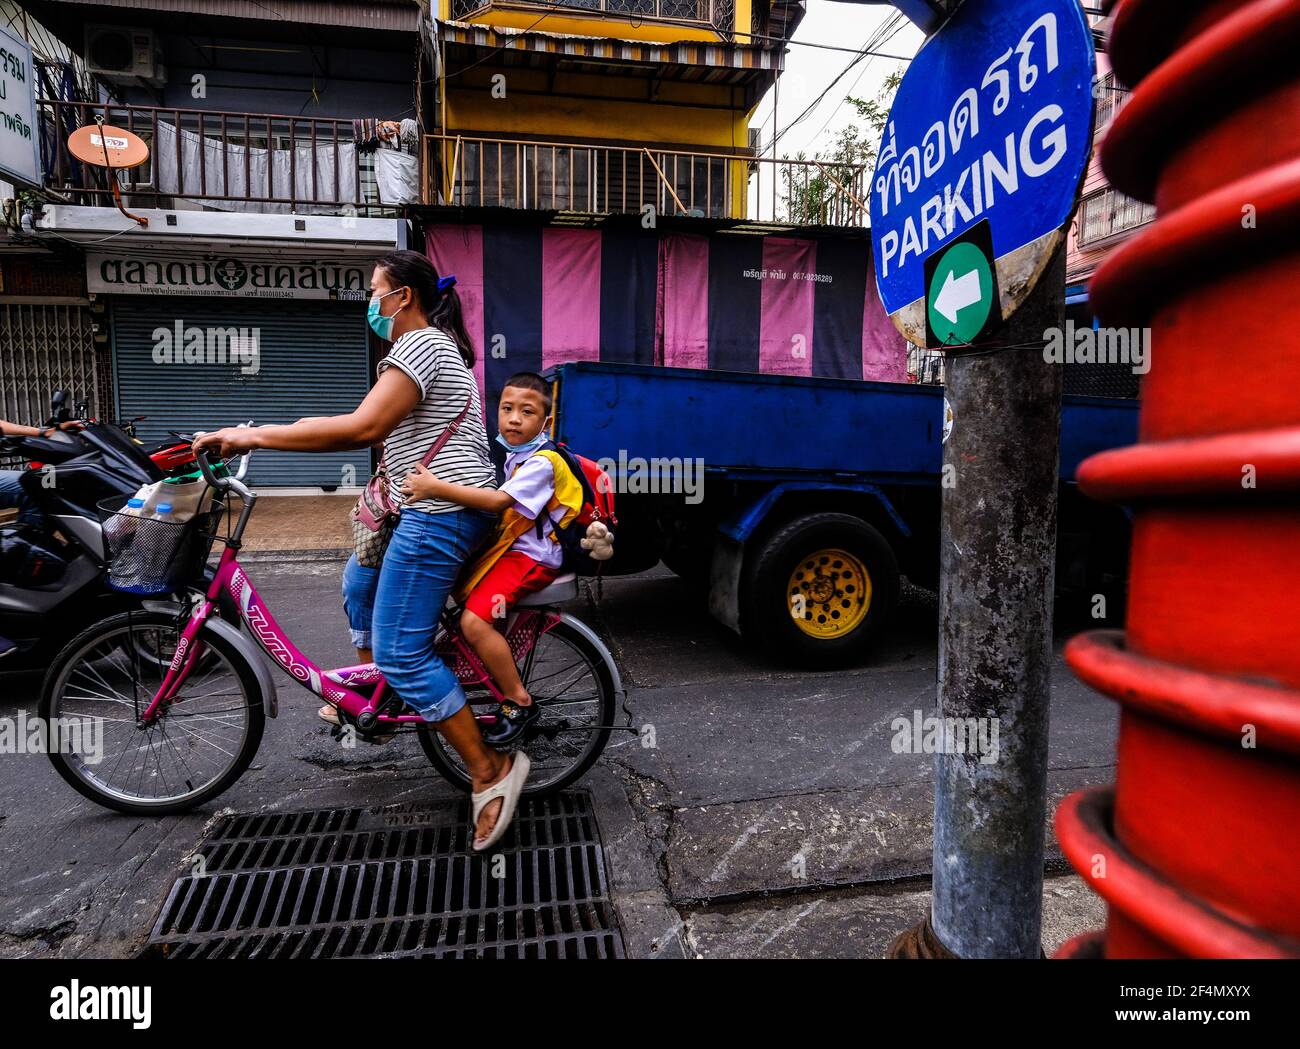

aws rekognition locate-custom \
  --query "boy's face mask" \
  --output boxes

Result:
[495,430,548,456]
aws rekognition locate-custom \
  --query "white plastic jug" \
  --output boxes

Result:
[120,477,210,524]
[157,476,211,524]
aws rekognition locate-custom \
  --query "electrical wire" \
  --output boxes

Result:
[804,12,907,146]
[760,10,908,159]
[24,224,144,248]
[734,25,910,59]
[933,333,1074,358]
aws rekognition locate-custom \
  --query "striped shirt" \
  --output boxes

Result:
[378,327,496,514]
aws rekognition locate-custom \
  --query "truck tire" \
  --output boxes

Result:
[743,512,900,667]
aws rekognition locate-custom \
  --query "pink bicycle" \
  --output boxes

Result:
[39,447,622,815]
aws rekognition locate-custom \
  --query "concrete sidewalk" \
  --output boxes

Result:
[236,493,355,557]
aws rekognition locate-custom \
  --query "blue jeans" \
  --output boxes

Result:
[341,554,380,650]
[371,508,494,722]
[0,471,40,527]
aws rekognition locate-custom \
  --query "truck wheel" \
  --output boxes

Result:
[744,513,900,666]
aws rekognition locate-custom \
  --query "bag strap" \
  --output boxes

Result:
[372,391,472,489]
[419,392,473,468]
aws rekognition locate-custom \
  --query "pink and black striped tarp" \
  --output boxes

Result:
[426,223,908,420]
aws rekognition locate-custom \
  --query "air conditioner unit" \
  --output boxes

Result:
[84,25,167,87]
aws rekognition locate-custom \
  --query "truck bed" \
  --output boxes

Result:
[549,361,1138,484]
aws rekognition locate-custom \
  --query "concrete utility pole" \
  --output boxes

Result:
[863,0,1092,958]
[893,247,1066,958]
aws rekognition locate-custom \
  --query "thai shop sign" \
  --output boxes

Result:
[0,25,39,187]
[86,252,371,300]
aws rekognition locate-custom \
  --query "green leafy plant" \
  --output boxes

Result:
[781,71,902,226]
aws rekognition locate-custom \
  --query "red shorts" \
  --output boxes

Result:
[462,550,560,624]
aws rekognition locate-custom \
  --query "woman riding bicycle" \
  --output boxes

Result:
[193,249,529,851]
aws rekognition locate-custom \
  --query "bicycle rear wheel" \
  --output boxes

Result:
[40,611,265,815]
[418,617,616,796]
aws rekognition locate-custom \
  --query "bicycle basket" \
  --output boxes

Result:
[97,495,210,595]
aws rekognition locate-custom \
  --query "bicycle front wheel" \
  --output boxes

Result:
[40,611,265,815]
[419,617,616,796]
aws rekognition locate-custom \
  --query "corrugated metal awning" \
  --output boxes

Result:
[435,17,785,73]
[40,0,421,33]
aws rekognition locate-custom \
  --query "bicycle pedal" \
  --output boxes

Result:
[360,728,397,745]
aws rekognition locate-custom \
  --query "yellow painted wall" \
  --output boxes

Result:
[436,0,768,216]
[447,70,745,148]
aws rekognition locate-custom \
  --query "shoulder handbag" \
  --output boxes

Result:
[350,393,473,567]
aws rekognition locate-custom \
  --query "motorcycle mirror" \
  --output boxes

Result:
[48,389,72,425]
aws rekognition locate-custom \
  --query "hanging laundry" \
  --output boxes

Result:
[375,118,419,156]
[353,118,381,155]
[357,116,421,201]
[154,121,358,213]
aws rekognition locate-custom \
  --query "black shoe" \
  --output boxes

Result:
[483,700,540,746]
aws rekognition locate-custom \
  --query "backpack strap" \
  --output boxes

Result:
[540,438,596,509]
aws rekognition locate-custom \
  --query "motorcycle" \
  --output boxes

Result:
[0,391,235,669]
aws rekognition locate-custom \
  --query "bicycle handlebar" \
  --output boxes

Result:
[195,441,254,502]
[193,420,255,497]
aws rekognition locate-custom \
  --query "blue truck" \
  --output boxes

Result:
[546,361,1138,666]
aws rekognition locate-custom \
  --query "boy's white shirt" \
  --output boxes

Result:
[499,445,564,569]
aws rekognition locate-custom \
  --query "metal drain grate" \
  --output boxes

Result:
[143,791,624,959]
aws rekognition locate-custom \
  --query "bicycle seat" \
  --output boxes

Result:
[515,572,578,606]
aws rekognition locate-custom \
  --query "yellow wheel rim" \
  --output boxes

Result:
[788,547,872,639]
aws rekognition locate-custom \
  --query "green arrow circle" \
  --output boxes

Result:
[927,242,994,346]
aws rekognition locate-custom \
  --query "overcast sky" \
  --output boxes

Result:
[750,2,926,162]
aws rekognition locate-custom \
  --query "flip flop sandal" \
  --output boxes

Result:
[471,751,531,853]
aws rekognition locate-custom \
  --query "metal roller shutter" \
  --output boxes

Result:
[1,302,102,425]
[111,298,371,487]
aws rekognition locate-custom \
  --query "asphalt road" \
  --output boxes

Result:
[0,559,1115,959]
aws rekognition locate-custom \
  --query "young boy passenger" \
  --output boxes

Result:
[401,371,574,744]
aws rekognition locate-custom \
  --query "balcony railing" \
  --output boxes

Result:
[449,0,722,29]
[426,134,869,227]
[39,100,402,217]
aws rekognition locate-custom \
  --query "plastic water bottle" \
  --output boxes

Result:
[103,497,147,578]
[152,502,174,522]
[105,497,146,543]
[126,483,159,514]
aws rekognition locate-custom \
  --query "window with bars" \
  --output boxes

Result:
[1094,71,1128,132]
[449,0,711,20]
[1078,186,1156,247]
